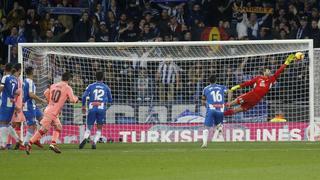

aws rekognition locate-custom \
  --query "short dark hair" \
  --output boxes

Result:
[208,75,216,84]
[25,66,34,76]
[4,63,13,72]
[11,63,21,73]
[96,71,104,81]
[62,72,72,81]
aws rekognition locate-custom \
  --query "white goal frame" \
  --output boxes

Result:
[18,40,316,142]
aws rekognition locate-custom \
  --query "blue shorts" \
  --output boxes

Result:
[0,106,14,123]
[87,109,106,125]
[24,110,36,126]
[204,109,224,127]
[35,107,43,120]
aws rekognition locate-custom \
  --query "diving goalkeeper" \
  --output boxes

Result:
[224,54,297,116]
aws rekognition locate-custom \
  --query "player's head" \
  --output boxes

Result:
[96,71,104,81]
[208,75,216,84]
[25,66,34,77]
[4,63,13,74]
[62,72,72,82]
[12,63,21,76]
[263,67,271,76]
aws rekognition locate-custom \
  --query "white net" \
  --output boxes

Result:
[19,40,314,143]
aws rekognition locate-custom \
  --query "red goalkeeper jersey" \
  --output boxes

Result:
[239,64,287,97]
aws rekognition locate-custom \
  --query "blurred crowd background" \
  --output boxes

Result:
[0,0,320,65]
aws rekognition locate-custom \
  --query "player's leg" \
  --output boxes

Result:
[202,110,214,148]
[224,93,253,116]
[0,107,10,149]
[8,108,23,149]
[23,111,43,148]
[49,118,62,154]
[213,111,224,134]
[92,110,106,149]
[79,110,95,149]
[0,122,9,149]
[26,116,51,155]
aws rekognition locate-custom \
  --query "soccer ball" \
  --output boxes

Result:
[295,52,304,61]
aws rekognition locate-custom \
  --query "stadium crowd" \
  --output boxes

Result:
[0,0,320,64]
[0,0,313,106]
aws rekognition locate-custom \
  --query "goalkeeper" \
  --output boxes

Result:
[224,54,296,116]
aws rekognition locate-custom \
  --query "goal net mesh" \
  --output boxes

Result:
[20,41,313,143]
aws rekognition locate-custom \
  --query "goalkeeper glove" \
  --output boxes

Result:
[284,54,295,65]
[230,85,241,92]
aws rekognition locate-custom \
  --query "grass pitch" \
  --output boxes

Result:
[1,142,320,180]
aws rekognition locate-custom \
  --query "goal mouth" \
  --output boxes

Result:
[18,40,316,143]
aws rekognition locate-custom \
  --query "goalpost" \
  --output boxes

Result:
[18,40,317,143]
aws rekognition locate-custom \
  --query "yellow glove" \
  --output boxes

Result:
[230,85,241,92]
[284,54,295,65]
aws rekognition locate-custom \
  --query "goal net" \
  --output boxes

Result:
[18,40,316,143]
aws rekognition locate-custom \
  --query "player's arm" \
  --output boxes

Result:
[67,86,79,103]
[29,92,47,104]
[229,77,259,92]
[44,87,50,102]
[201,95,206,106]
[0,76,5,93]
[28,81,47,104]
[271,54,295,81]
[106,87,113,104]
[81,86,90,114]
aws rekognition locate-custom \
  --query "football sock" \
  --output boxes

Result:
[0,127,8,147]
[24,128,35,145]
[8,126,20,141]
[202,129,209,145]
[52,130,60,144]
[84,129,90,139]
[93,130,101,144]
[30,130,45,144]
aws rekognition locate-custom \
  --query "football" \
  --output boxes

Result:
[295,52,304,61]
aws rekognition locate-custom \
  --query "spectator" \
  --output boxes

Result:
[183,31,192,41]
[43,28,69,42]
[140,23,155,41]
[9,45,18,63]
[310,19,320,48]
[188,3,204,27]
[156,57,180,102]
[236,13,248,39]
[73,12,90,42]
[295,16,310,39]
[90,15,99,37]
[247,13,270,39]
[119,20,139,42]
[116,13,127,36]
[96,21,110,42]
[39,12,51,38]
[94,3,106,22]
[136,68,151,102]
[187,61,204,102]
[106,11,117,40]
[5,26,26,45]
[142,1,159,17]
[126,0,142,21]
[169,16,182,38]
[158,9,170,36]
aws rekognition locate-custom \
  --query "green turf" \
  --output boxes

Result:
[1,142,320,180]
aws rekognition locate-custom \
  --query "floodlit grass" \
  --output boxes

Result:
[1,142,320,180]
